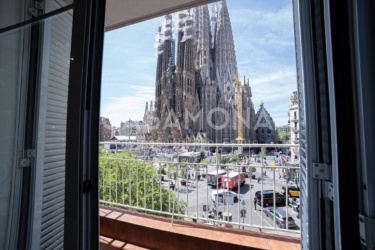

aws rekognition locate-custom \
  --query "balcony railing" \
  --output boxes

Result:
[292,127,299,133]
[292,147,300,153]
[98,141,301,238]
[290,117,298,122]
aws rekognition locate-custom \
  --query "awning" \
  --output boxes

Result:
[105,0,218,31]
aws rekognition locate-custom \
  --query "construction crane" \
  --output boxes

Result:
[234,77,247,146]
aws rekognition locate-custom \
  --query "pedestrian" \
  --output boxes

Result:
[254,197,257,210]
[257,176,261,183]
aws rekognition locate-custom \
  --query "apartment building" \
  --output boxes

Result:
[99,117,112,142]
[289,91,299,161]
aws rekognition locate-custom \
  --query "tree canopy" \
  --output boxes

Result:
[278,130,290,143]
[99,148,186,215]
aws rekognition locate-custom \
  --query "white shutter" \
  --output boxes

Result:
[32,1,73,249]
[293,0,309,249]
[41,8,72,249]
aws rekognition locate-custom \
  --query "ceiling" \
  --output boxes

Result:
[105,0,218,31]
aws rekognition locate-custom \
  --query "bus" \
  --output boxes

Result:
[178,152,203,163]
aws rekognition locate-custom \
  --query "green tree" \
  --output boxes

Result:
[231,154,240,163]
[199,159,208,169]
[278,130,290,143]
[168,164,177,180]
[256,147,266,160]
[218,155,229,164]
[179,159,189,179]
[99,148,186,214]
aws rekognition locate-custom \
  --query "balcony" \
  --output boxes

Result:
[99,206,301,250]
[292,147,300,153]
[290,117,298,122]
[99,142,301,249]
[292,127,299,133]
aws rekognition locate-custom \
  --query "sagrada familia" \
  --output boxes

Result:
[142,1,278,144]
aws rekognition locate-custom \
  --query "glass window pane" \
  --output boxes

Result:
[0,5,73,249]
[0,0,74,30]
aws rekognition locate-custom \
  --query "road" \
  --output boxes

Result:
[160,155,300,238]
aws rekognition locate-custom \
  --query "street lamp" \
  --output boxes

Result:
[231,140,236,155]
[240,199,246,230]
[128,118,131,142]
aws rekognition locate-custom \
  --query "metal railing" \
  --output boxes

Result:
[99,141,301,237]
[292,127,299,133]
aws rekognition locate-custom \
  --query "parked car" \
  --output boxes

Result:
[255,190,286,207]
[280,185,300,197]
[263,207,297,229]
[211,189,239,203]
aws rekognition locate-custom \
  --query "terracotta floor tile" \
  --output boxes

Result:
[100,236,149,250]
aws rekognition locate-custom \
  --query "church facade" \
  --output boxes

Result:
[143,1,256,143]
[254,103,278,143]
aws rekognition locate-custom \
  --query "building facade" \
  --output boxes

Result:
[276,124,291,133]
[289,91,299,161]
[143,1,256,143]
[254,103,278,143]
[111,126,121,138]
[99,117,112,141]
[120,120,140,136]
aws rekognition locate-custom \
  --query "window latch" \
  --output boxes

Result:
[359,214,375,248]
[19,149,36,168]
[312,163,331,181]
[20,158,31,168]
[325,181,334,201]
[28,1,44,17]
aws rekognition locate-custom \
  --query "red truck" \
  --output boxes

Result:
[207,169,227,187]
[221,172,246,190]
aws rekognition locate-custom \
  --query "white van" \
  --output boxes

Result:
[211,189,238,204]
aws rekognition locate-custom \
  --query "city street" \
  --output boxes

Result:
[159,155,300,238]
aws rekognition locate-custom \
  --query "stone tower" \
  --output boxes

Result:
[194,5,216,141]
[175,12,196,138]
[145,1,256,143]
[154,15,180,142]
[213,0,239,143]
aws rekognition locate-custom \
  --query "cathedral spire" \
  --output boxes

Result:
[215,0,238,88]
[144,2,255,143]
[194,5,212,83]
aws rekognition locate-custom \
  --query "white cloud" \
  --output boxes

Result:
[250,69,296,125]
[101,86,155,127]
[228,2,297,126]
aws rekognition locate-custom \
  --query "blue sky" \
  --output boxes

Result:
[101,0,297,128]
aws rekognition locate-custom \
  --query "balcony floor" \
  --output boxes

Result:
[100,236,148,250]
[100,206,300,250]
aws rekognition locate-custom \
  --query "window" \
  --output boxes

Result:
[2,0,372,249]
[101,0,299,237]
